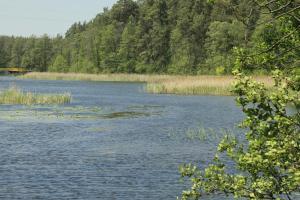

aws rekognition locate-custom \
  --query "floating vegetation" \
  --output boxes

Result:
[166,125,237,143]
[102,111,151,119]
[127,104,164,110]
[63,105,102,112]
[0,86,71,105]
[0,106,101,123]
[0,104,159,123]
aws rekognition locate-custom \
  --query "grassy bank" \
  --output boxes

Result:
[22,72,273,96]
[0,86,71,105]
[22,72,170,82]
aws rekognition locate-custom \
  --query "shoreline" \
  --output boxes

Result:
[21,72,273,96]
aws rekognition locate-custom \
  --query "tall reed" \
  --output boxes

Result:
[0,86,71,105]
[146,75,273,96]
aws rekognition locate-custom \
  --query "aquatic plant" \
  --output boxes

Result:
[0,86,71,105]
[146,75,273,96]
[186,127,234,142]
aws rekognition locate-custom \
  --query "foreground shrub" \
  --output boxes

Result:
[179,70,300,199]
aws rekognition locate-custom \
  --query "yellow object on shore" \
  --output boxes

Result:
[0,67,30,73]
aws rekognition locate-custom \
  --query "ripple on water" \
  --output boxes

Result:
[0,77,241,200]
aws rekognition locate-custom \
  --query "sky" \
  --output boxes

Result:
[0,0,118,37]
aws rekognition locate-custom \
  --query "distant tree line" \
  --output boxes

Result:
[0,0,298,74]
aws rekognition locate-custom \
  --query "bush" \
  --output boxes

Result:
[215,66,225,75]
[179,70,300,200]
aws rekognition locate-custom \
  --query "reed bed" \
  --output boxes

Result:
[0,86,71,105]
[22,72,273,96]
[22,72,170,83]
[147,75,273,96]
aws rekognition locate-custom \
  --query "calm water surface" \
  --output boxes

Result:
[0,77,243,200]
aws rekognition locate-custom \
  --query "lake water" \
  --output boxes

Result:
[0,77,244,200]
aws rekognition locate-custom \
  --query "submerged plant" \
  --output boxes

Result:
[0,86,71,105]
[186,126,235,142]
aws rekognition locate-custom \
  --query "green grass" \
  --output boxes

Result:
[0,86,71,105]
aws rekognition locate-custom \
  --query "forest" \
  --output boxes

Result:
[0,1,299,199]
[0,0,299,75]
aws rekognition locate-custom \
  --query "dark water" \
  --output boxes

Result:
[0,77,244,200]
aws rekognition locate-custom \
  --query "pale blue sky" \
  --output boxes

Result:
[0,0,118,37]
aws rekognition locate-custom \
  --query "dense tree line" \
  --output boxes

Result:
[0,0,298,74]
